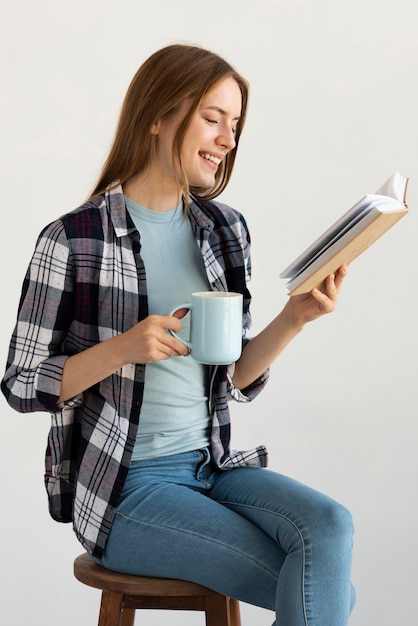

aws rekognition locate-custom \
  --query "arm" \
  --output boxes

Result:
[58,313,189,403]
[1,221,74,413]
[2,220,189,412]
[232,265,348,391]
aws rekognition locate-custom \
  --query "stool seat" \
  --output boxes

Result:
[74,553,241,626]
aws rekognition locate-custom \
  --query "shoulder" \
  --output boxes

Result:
[39,195,107,244]
[60,195,107,239]
[190,196,250,236]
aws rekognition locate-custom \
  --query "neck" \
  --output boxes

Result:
[124,168,183,212]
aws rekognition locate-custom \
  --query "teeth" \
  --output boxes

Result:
[202,153,221,165]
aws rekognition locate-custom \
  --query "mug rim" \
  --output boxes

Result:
[191,291,242,298]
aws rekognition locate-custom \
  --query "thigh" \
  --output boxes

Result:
[208,466,354,554]
[208,467,355,626]
[101,468,284,610]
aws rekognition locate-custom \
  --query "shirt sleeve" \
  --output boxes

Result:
[228,214,270,402]
[226,357,270,403]
[1,220,77,413]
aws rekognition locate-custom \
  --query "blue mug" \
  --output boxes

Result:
[169,291,243,365]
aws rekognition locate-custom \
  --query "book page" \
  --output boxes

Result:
[281,172,409,294]
[281,196,391,280]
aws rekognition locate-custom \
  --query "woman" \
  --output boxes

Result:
[2,44,355,625]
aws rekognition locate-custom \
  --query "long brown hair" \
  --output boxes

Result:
[89,44,249,203]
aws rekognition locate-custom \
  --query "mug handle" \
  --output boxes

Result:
[167,302,192,349]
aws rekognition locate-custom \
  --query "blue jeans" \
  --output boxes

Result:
[97,448,355,626]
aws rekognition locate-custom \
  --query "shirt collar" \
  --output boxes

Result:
[105,182,215,236]
[105,182,136,238]
[188,196,216,232]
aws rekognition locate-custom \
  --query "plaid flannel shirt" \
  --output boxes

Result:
[2,184,269,558]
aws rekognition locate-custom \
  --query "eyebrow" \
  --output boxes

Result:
[202,105,241,122]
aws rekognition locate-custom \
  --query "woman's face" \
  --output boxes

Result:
[153,76,242,190]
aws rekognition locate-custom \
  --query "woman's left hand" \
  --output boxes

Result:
[284,264,348,326]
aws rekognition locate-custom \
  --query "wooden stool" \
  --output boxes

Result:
[74,553,241,626]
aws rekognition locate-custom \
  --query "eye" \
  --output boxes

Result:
[203,115,238,138]
[204,117,219,125]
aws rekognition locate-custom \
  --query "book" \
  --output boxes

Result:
[280,172,409,295]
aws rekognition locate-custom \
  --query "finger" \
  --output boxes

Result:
[159,328,190,357]
[324,273,338,298]
[333,264,348,291]
[158,314,183,332]
[146,338,189,362]
[167,338,190,357]
[311,288,332,313]
[324,266,345,299]
[139,317,189,360]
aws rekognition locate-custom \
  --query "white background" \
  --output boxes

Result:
[1,1,417,624]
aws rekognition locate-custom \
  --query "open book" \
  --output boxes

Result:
[280,172,409,295]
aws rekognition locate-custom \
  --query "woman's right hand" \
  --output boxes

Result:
[59,314,189,403]
[119,314,190,365]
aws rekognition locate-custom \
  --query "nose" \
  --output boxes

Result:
[217,124,236,151]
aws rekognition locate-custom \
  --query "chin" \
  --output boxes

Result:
[191,175,217,189]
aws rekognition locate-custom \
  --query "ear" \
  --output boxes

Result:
[150,120,161,135]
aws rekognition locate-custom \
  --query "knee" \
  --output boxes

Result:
[350,583,357,613]
[316,498,354,545]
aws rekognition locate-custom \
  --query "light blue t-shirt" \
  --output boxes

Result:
[125,197,211,460]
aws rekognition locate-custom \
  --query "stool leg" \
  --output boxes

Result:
[229,599,241,626]
[98,591,124,626]
[120,607,135,626]
[204,593,234,626]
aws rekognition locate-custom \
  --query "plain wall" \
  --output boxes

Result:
[1,1,417,624]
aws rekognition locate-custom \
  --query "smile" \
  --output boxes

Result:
[200,152,222,165]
